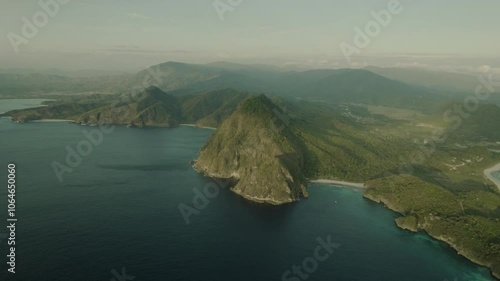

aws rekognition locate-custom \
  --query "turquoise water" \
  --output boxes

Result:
[493,171,500,180]
[0,102,496,281]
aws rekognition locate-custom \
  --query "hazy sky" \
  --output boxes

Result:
[1,0,499,72]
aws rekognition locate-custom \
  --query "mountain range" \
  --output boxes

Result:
[3,61,499,111]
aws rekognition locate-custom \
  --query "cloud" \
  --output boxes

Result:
[477,65,492,73]
[128,13,152,20]
[394,61,429,68]
[103,47,193,54]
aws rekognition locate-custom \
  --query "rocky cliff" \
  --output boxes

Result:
[193,95,308,205]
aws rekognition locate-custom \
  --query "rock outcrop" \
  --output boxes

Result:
[193,95,308,205]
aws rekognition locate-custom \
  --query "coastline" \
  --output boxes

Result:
[30,119,73,123]
[310,179,365,188]
[363,193,500,280]
[484,163,500,192]
[8,118,218,129]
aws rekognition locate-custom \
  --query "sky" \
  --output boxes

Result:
[1,0,499,73]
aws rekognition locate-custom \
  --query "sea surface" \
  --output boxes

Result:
[0,100,496,281]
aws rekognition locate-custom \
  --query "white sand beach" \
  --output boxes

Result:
[310,179,365,188]
[179,124,216,130]
[484,163,500,192]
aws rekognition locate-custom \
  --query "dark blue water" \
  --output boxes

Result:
[0,109,496,280]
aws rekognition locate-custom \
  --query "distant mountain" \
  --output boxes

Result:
[108,61,275,95]
[364,66,481,93]
[302,69,444,111]
[1,61,468,112]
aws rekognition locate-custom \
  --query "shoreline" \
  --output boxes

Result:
[484,163,500,192]
[7,118,217,129]
[179,123,216,130]
[363,193,499,280]
[310,179,365,188]
[30,119,73,123]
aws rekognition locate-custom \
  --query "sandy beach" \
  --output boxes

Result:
[310,179,365,188]
[484,163,500,192]
[179,124,216,130]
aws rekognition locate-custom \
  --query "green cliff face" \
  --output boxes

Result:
[193,95,308,205]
